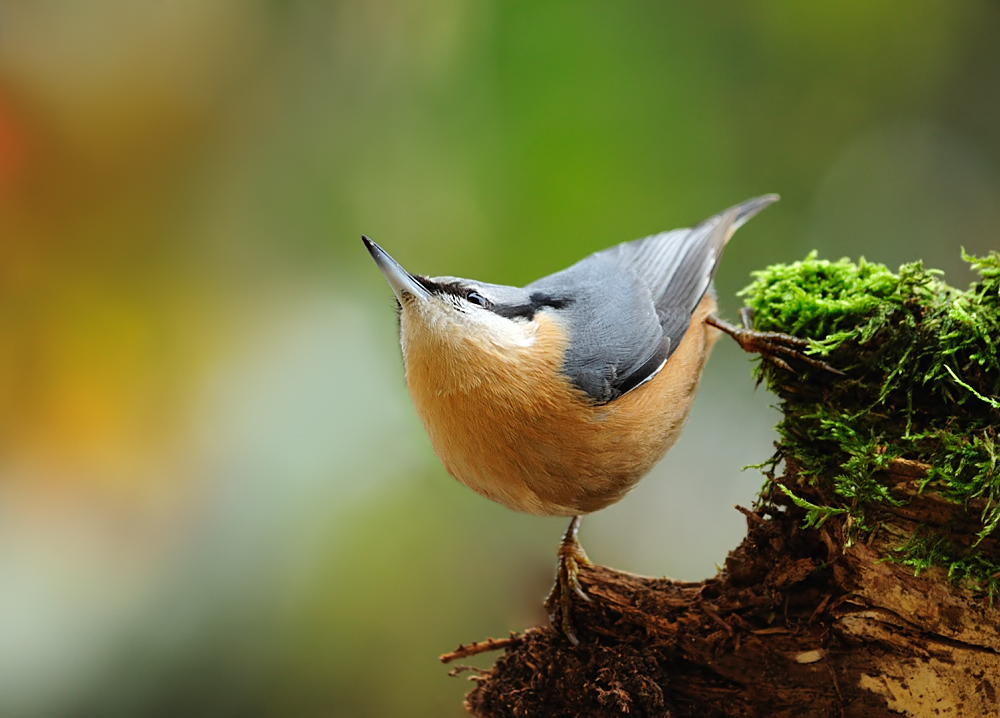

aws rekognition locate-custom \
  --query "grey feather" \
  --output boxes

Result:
[526,195,778,403]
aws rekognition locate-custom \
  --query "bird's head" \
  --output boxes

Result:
[362,236,566,394]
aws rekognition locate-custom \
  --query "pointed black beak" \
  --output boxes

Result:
[362,236,431,302]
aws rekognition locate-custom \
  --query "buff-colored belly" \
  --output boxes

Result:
[404,296,720,516]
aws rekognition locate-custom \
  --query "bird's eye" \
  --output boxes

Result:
[466,291,490,308]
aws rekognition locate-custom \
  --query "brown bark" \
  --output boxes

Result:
[444,460,1000,717]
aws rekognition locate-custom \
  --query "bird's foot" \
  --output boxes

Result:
[708,309,844,376]
[543,515,591,646]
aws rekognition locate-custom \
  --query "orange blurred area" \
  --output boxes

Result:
[0,96,28,190]
[0,0,259,453]
[0,1,997,716]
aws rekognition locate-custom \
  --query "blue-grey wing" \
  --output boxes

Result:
[530,195,777,403]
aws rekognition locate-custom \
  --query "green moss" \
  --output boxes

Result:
[741,251,1000,598]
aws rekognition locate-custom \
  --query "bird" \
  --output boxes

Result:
[362,195,838,644]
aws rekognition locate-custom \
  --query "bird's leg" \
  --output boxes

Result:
[707,310,843,376]
[543,515,592,646]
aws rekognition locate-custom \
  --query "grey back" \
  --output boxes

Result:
[528,196,775,403]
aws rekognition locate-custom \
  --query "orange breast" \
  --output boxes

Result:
[403,295,721,516]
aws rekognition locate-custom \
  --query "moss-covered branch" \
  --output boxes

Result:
[448,253,1000,718]
[743,251,1000,596]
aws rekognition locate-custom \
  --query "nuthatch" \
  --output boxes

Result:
[363,195,837,644]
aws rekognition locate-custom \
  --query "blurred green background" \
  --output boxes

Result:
[0,1,998,716]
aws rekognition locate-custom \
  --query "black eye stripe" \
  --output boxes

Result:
[413,276,572,319]
[492,293,574,320]
[414,276,465,298]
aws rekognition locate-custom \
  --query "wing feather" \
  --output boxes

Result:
[530,195,777,403]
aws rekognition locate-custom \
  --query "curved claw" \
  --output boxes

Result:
[708,314,844,376]
[543,516,591,646]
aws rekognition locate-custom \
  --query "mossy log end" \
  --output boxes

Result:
[446,254,1000,718]
[453,464,1000,717]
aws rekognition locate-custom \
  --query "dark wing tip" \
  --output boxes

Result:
[731,194,780,231]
